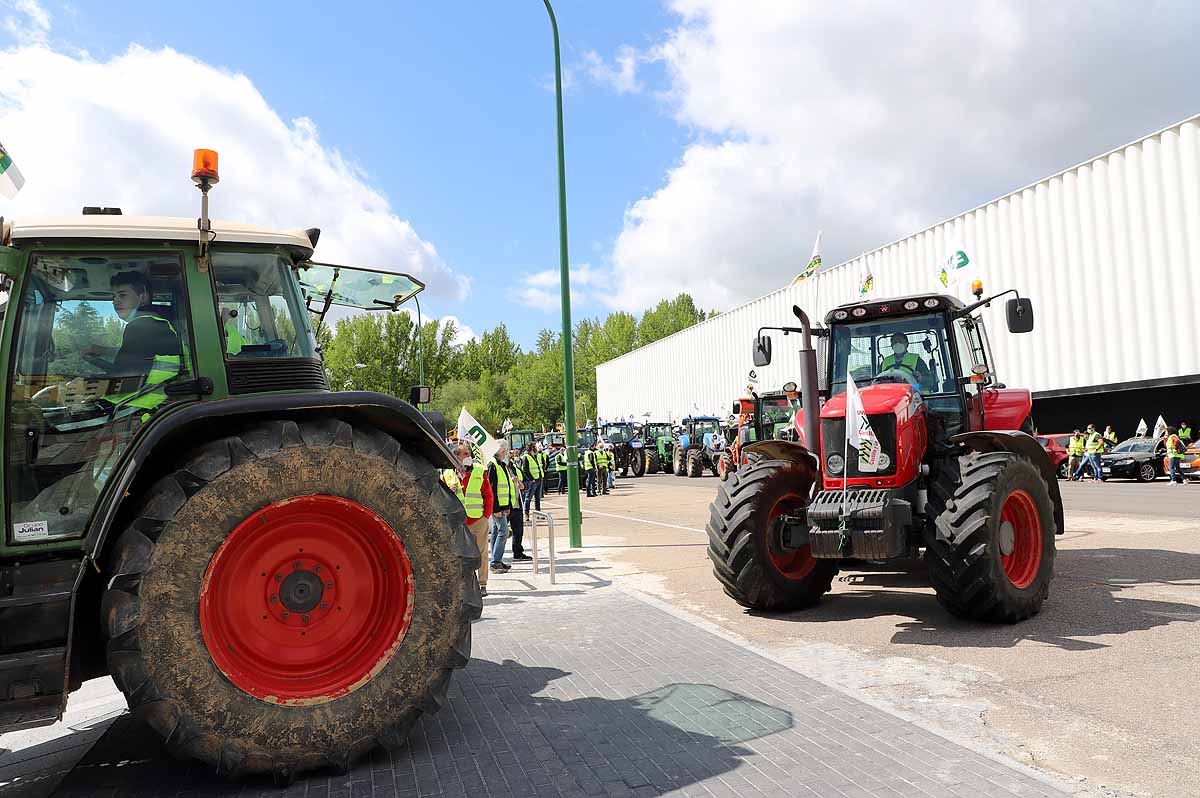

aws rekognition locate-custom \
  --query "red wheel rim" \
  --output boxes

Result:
[766,493,816,579]
[718,456,728,479]
[999,489,1042,589]
[199,495,414,705]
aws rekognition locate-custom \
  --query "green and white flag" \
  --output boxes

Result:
[857,258,874,298]
[457,406,502,464]
[794,231,822,283]
[0,142,25,200]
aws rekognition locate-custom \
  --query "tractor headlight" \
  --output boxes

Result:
[826,453,845,474]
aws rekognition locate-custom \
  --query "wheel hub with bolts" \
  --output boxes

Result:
[200,494,414,704]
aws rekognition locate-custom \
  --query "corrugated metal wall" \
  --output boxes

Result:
[598,114,1200,422]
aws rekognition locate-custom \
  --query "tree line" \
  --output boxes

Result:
[322,294,717,432]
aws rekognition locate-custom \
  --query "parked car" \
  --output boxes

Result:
[1102,437,1166,482]
[1036,433,1072,479]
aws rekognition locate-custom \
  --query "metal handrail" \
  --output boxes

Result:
[529,510,556,585]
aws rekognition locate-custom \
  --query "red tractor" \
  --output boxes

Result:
[708,287,1062,623]
[720,389,803,481]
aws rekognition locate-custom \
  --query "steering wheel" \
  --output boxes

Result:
[873,367,919,387]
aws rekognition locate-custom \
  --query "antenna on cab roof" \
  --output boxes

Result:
[191,149,219,272]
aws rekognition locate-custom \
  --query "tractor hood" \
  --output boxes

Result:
[821,382,916,419]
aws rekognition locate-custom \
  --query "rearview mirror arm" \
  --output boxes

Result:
[958,288,1019,317]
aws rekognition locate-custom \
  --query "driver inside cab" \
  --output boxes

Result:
[80,271,182,403]
[880,332,934,391]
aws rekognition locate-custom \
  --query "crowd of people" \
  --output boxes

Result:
[438,438,622,596]
[1066,420,1193,484]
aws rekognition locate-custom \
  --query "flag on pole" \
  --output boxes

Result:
[0,142,25,200]
[845,374,881,471]
[1135,418,1148,437]
[857,258,874,298]
[793,231,822,283]
[501,417,513,434]
[458,407,502,464]
[1152,415,1168,440]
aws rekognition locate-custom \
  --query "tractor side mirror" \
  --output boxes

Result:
[753,334,772,367]
[1006,297,1034,334]
[731,401,740,416]
[409,385,431,405]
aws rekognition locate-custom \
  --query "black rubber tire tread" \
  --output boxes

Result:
[672,446,686,476]
[646,451,660,474]
[709,456,719,477]
[923,450,1056,623]
[706,458,837,611]
[630,449,645,477]
[686,449,703,478]
[100,418,481,781]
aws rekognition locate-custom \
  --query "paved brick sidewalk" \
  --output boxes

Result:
[51,584,1070,798]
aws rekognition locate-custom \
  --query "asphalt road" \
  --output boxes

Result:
[538,472,1200,798]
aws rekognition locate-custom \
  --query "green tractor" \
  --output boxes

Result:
[0,153,479,781]
[600,421,645,477]
[642,421,675,474]
[506,428,536,453]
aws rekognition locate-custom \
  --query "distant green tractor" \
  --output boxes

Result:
[642,422,675,474]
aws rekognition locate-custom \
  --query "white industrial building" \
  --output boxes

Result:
[597,114,1200,434]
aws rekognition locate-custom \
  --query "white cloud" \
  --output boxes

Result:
[513,264,603,311]
[438,314,477,346]
[0,44,468,300]
[582,45,643,94]
[2,0,50,44]
[609,0,1200,312]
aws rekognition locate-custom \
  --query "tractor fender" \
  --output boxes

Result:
[84,391,454,563]
[742,439,818,471]
[950,430,1065,536]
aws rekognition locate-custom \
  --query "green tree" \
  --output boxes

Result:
[636,294,708,347]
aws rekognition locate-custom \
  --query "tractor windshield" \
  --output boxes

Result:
[6,251,193,542]
[758,396,798,439]
[604,424,632,443]
[692,419,720,436]
[577,428,597,447]
[829,314,956,398]
[646,424,672,439]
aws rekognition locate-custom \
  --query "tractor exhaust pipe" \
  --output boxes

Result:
[791,305,821,458]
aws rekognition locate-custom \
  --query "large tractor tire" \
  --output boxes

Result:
[924,450,1056,623]
[686,449,703,478]
[707,458,836,611]
[646,450,661,474]
[630,449,645,477]
[709,454,720,478]
[100,418,481,781]
[672,445,687,476]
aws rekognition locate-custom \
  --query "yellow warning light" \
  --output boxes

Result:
[971,279,984,298]
[192,149,220,185]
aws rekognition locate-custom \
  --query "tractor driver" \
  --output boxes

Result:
[80,271,182,404]
[879,332,934,391]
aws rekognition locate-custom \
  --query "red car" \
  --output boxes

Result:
[1036,433,1072,479]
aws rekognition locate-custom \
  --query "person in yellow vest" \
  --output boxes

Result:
[487,442,516,573]
[1166,426,1187,485]
[880,332,934,390]
[521,442,544,516]
[582,445,597,497]
[1102,425,1118,452]
[1073,423,1106,482]
[443,442,493,595]
[595,444,610,496]
[80,271,182,413]
[1180,420,1193,446]
[1066,430,1086,481]
[554,445,569,494]
[222,307,247,355]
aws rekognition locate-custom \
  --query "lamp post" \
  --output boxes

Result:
[543,0,582,548]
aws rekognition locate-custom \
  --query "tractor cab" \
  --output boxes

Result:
[507,429,537,452]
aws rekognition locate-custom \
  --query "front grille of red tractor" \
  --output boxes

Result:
[821,414,898,478]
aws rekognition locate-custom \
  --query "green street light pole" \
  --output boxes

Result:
[544,0,582,548]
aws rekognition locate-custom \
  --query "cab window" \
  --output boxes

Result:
[211,252,314,359]
[6,253,191,543]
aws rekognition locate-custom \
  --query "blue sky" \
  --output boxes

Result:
[8,0,685,347]
[4,1,1200,351]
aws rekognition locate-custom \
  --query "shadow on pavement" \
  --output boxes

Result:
[762,547,1200,651]
[51,659,790,798]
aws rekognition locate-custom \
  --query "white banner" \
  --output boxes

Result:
[457,407,502,464]
[845,373,881,472]
[1152,415,1168,440]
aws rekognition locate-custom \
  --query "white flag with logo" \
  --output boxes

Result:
[0,141,25,200]
[1152,415,1168,440]
[845,373,881,472]
[1135,418,1148,437]
[458,407,502,464]
[857,258,874,299]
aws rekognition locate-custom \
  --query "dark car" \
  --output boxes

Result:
[1101,437,1166,482]
[1035,433,1072,479]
